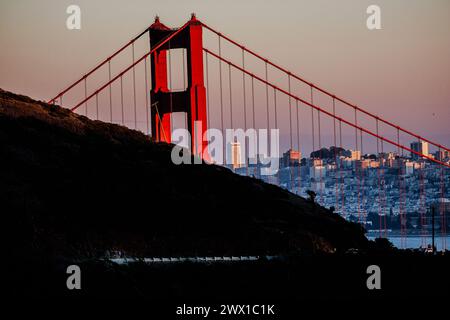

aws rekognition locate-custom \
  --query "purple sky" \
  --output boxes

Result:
[1,0,449,155]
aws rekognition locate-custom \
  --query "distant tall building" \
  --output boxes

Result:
[311,158,323,167]
[380,152,395,160]
[227,140,243,169]
[356,159,371,170]
[435,150,450,161]
[281,149,301,168]
[410,141,429,160]
[349,150,361,161]
[380,152,396,168]
[309,157,325,178]
[405,161,414,175]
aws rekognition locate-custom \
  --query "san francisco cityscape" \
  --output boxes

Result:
[228,139,449,248]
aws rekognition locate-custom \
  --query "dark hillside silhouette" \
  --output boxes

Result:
[0,88,368,258]
[3,89,450,300]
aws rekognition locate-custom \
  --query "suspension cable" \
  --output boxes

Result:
[251,76,257,178]
[228,63,234,171]
[381,139,387,237]
[419,150,426,248]
[70,21,191,114]
[120,75,124,125]
[132,42,137,129]
[144,56,150,135]
[242,48,248,176]
[296,100,301,195]
[229,63,233,130]
[397,127,405,248]
[339,119,345,218]
[203,48,449,167]
[333,97,338,212]
[95,92,99,120]
[183,49,188,132]
[376,118,382,238]
[200,21,450,154]
[265,61,270,157]
[310,86,315,193]
[84,77,88,116]
[218,35,225,163]
[48,25,149,105]
[168,41,173,139]
[288,74,293,192]
[318,100,323,204]
[274,87,279,186]
[206,51,211,131]
[360,129,365,223]
[183,48,187,88]
[440,154,447,251]
[355,107,360,222]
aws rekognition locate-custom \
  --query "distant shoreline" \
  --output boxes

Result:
[366,230,448,237]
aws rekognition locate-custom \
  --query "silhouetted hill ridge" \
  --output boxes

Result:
[0,88,368,258]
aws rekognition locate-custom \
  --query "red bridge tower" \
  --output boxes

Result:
[149,14,208,158]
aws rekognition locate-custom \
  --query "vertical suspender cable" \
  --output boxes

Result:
[182,49,187,89]
[205,51,213,161]
[168,41,174,141]
[218,36,225,164]
[251,76,257,178]
[84,77,88,116]
[296,99,301,195]
[333,97,338,212]
[109,60,113,123]
[265,61,270,159]
[95,92,99,120]
[144,56,150,136]
[339,119,345,218]
[205,52,211,131]
[355,107,360,222]
[242,49,248,176]
[310,87,315,192]
[376,118,382,237]
[229,64,233,130]
[311,87,315,152]
[274,88,279,186]
[132,42,137,129]
[183,49,188,131]
[288,75,293,192]
[440,153,446,250]
[419,151,426,247]
[397,127,405,248]
[318,100,323,204]
[228,63,234,171]
[120,75,124,125]
[360,129,365,223]
[381,139,387,237]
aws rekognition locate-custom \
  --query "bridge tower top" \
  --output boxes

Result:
[149,15,208,159]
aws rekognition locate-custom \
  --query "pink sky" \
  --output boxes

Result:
[1,0,449,153]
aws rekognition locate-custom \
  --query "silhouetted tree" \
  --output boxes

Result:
[306,190,316,203]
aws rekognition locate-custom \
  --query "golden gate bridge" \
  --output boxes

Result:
[48,14,449,250]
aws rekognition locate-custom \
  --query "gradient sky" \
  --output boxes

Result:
[1,0,449,153]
